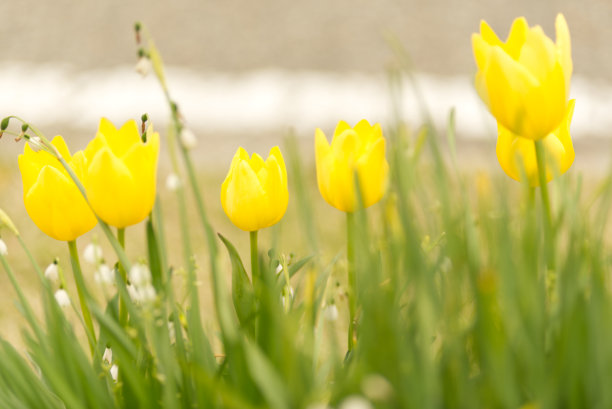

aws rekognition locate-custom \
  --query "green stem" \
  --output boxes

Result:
[534,139,554,269]
[250,230,259,287]
[68,240,96,355]
[346,212,356,353]
[117,228,128,326]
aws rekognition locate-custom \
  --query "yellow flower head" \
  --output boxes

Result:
[18,136,97,241]
[497,99,575,186]
[221,146,289,232]
[84,118,160,228]
[472,14,572,140]
[315,120,389,213]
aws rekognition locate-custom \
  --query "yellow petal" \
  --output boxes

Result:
[555,13,572,88]
[357,137,389,208]
[87,147,136,228]
[479,20,503,47]
[518,26,557,82]
[224,160,265,231]
[25,165,96,241]
[99,118,141,158]
[333,120,352,137]
[504,17,528,59]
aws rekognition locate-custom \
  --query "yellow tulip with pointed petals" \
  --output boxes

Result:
[18,136,97,241]
[472,14,572,140]
[84,118,160,228]
[315,120,389,212]
[497,99,575,186]
[221,146,289,232]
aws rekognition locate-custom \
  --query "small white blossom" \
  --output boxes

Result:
[180,128,197,149]
[129,263,151,286]
[281,286,294,309]
[103,347,113,364]
[127,284,139,301]
[54,289,70,308]
[128,283,156,304]
[0,238,7,256]
[275,263,283,274]
[165,173,181,191]
[362,374,393,401]
[44,262,59,283]
[110,364,118,382]
[28,136,44,152]
[94,264,115,285]
[323,304,339,322]
[168,321,176,344]
[338,396,373,409]
[135,56,151,76]
[83,243,102,264]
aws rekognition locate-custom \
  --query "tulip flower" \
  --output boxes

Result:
[221,146,288,232]
[18,136,97,241]
[497,99,575,186]
[315,120,389,212]
[84,118,160,228]
[472,14,572,140]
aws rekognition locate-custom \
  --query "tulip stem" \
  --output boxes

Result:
[117,228,128,326]
[250,230,259,286]
[68,240,96,356]
[346,212,356,354]
[534,140,554,269]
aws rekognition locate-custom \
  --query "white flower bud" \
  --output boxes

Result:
[44,262,59,283]
[165,173,181,191]
[94,264,115,285]
[323,304,338,322]
[110,364,118,382]
[127,284,139,301]
[0,238,7,256]
[275,263,283,274]
[129,263,151,286]
[103,347,113,364]
[180,128,197,149]
[54,289,70,308]
[168,321,176,344]
[140,284,156,303]
[135,56,151,77]
[338,396,373,409]
[83,243,102,264]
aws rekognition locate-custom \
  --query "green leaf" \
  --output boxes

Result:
[219,233,256,336]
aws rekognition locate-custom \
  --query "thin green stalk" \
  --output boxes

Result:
[534,139,554,269]
[250,230,259,287]
[67,240,96,355]
[346,211,356,353]
[117,228,128,326]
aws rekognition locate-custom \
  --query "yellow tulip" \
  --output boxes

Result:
[221,146,288,232]
[472,14,572,140]
[315,120,389,212]
[84,118,160,228]
[18,136,97,241]
[497,99,575,186]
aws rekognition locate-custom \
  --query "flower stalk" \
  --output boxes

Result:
[68,240,96,355]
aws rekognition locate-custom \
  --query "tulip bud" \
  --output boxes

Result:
[315,120,389,212]
[472,14,572,140]
[54,289,70,308]
[84,118,159,228]
[221,146,289,231]
[18,136,97,241]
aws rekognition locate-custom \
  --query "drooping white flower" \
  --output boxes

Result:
[129,263,151,287]
[135,56,151,77]
[338,396,373,409]
[54,289,70,308]
[323,304,339,322]
[180,128,197,149]
[362,374,393,401]
[44,261,59,283]
[165,173,181,191]
[27,136,44,152]
[83,243,102,264]
[103,347,113,364]
[94,264,115,285]
[110,364,118,382]
[0,238,7,256]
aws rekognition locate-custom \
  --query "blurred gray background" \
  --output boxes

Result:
[0,0,611,172]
